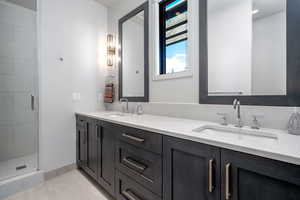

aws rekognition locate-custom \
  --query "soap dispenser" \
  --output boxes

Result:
[288,108,300,135]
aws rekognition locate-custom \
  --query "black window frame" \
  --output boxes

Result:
[159,0,188,75]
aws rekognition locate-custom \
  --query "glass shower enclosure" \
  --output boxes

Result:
[0,0,38,181]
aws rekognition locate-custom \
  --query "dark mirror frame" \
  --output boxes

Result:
[199,0,300,106]
[119,1,149,102]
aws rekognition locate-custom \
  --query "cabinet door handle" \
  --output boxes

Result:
[122,133,145,143]
[123,157,147,171]
[208,159,214,193]
[122,190,142,200]
[225,163,231,200]
[31,95,35,111]
[83,131,87,144]
[96,125,100,139]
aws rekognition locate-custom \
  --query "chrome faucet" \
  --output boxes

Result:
[233,99,243,128]
[120,98,129,113]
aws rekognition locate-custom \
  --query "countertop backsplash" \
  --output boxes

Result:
[107,102,298,131]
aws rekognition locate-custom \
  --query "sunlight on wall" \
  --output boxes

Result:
[97,35,107,68]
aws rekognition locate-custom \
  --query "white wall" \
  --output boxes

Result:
[39,0,107,172]
[208,0,252,95]
[252,11,286,95]
[1,0,36,10]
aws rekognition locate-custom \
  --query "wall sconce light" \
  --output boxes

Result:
[107,34,116,67]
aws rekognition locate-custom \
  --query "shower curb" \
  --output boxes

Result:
[0,171,44,200]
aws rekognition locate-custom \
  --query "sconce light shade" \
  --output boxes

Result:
[107,34,116,66]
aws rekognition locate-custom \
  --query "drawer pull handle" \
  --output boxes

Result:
[122,190,142,200]
[208,159,214,193]
[82,130,87,145]
[225,163,231,200]
[123,157,147,171]
[96,125,101,139]
[122,133,145,143]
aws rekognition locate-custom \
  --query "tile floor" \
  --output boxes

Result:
[4,170,111,200]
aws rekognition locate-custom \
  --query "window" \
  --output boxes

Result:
[159,0,188,75]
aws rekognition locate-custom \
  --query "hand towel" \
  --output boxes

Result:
[104,83,114,103]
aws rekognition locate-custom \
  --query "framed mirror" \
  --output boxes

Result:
[119,1,149,102]
[199,0,300,106]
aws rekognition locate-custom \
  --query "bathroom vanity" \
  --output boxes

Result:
[76,112,300,200]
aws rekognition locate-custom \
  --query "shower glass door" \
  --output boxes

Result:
[0,0,38,181]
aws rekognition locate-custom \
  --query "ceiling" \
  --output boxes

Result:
[1,0,36,10]
[95,0,120,7]
[2,0,115,10]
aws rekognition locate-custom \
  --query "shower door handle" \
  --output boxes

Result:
[31,95,35,111]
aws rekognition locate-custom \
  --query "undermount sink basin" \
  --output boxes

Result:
[193,125,278,140]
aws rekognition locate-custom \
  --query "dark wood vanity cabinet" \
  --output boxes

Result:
[221,149,300,200]
[76,116,88,169]
[116,139,162,196]
[115,125,162,155]
[163,136,300,200]
[76,116,98,179]
[76,116,116,197]
[116,171,161,200]
[86,118,98,180]
[76,115,300,200]
[115,124,163,199]
[163,136,220,200]
[96,121,116,196]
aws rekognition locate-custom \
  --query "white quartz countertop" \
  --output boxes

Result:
[76,111,300,166]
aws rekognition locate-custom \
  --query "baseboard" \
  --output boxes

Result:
[44,163,77,181]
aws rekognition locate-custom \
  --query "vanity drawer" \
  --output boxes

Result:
[116,141,162,195]
[116,125,162,154]
[116,171,161,200]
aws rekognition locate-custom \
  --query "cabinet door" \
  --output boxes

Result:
[221,149,300,200]
[164,136,220,200]
[76,124,87,168]
[97,122,116,196]
[85,119,98,180]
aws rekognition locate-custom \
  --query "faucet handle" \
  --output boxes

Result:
[135,103,144,115]
[217,113,229,126]
[120,98,129,113]
[251,115,264,129]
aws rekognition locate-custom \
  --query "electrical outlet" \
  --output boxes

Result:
[97,93,103,102]
[72,93,81,101]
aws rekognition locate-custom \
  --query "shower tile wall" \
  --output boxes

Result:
[0,1,37,169]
